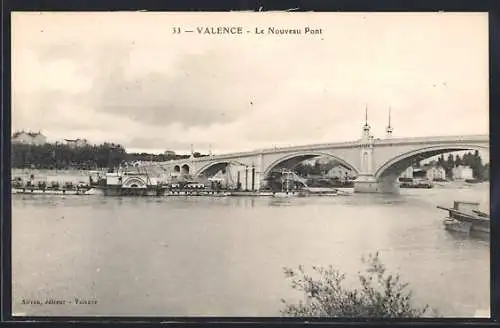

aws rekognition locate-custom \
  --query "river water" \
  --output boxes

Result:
[12,183,490,317]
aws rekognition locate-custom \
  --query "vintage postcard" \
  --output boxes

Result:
[11,12,489,318]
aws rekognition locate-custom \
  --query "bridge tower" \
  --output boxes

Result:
[353,106,398,193]
[358,106,375,175]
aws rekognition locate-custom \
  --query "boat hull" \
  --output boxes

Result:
[99,187,168,197]
[437,201,490,234]
[12,188,93,196]
[443,218,472,233]
[309,192,339,196]
[231,191,273,197]
[272,191,307,198]
[167,190,231,196]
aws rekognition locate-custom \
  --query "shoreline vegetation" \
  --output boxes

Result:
[281,252,437,318]
[11,142,202,171]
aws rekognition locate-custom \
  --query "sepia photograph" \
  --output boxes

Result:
[11,11,490,318]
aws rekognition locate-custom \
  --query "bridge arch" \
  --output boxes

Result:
[263,151,359,178]
[195,161,231,177]
[173,165,181,173]
[181,164,191,175]
[194,160,253,177]
[374,144,489,180]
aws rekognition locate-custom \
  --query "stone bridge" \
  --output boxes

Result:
[141,133,488,194]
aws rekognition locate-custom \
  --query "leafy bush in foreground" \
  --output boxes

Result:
[281,252,433,318]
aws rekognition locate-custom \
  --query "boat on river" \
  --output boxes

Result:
[399,178,433,189]
[437,201,490,234]
[231,191,273,197]
[12,187,93,196]
[12,176,93,195]
[88,167,169,196]
[306,188,351,196]
[166,189,232,197]
[273,190,307,198]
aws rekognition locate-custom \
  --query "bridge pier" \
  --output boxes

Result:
[353,174,399,194]
[377,175,400,194]
[353,175,378,193]
[253,172,262,191]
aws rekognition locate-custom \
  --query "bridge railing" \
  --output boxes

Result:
[149,134,488,166]
[373,134,488,145]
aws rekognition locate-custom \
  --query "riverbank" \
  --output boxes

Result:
[433,180,490,189]
[11,169,488,192]
[11,187,351,198]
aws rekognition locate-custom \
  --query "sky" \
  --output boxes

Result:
[12,12,489,156]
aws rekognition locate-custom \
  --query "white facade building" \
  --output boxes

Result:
[12,131,47,145]
[452,165,474,180]
[426,165,446,181]
[326,165,354,180]
[400,166,414,179]
[64,138,88,148]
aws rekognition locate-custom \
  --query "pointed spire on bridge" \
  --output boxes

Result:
[361,105,372,142]
[386,107,393,138]
[364,105,368,127]
[363,105,370,131]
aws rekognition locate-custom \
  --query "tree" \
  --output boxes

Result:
[445,154,454,168]
[11,141,203,170]
[11,142,127,170]
[281,252,434,318]
[313,161,322,175]
[294,163,309,177]
[320,160,337,174]
[443,154,454,179]
[483,163,490,180]
[473,151,483,180]
[437,154,445,168]
[463,151,470,166]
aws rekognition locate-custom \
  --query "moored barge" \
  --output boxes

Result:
[437,201,490,234]
[12,177,93,195]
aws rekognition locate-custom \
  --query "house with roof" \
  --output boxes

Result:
[64,138,89,148]
[400,166,414,179]
[411,164,446,181]
[425,165,446,181]
[12,131,47,145]
[452,165,474,180]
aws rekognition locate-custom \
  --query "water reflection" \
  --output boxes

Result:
[444,230,490,244]
[232,197,256,208]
